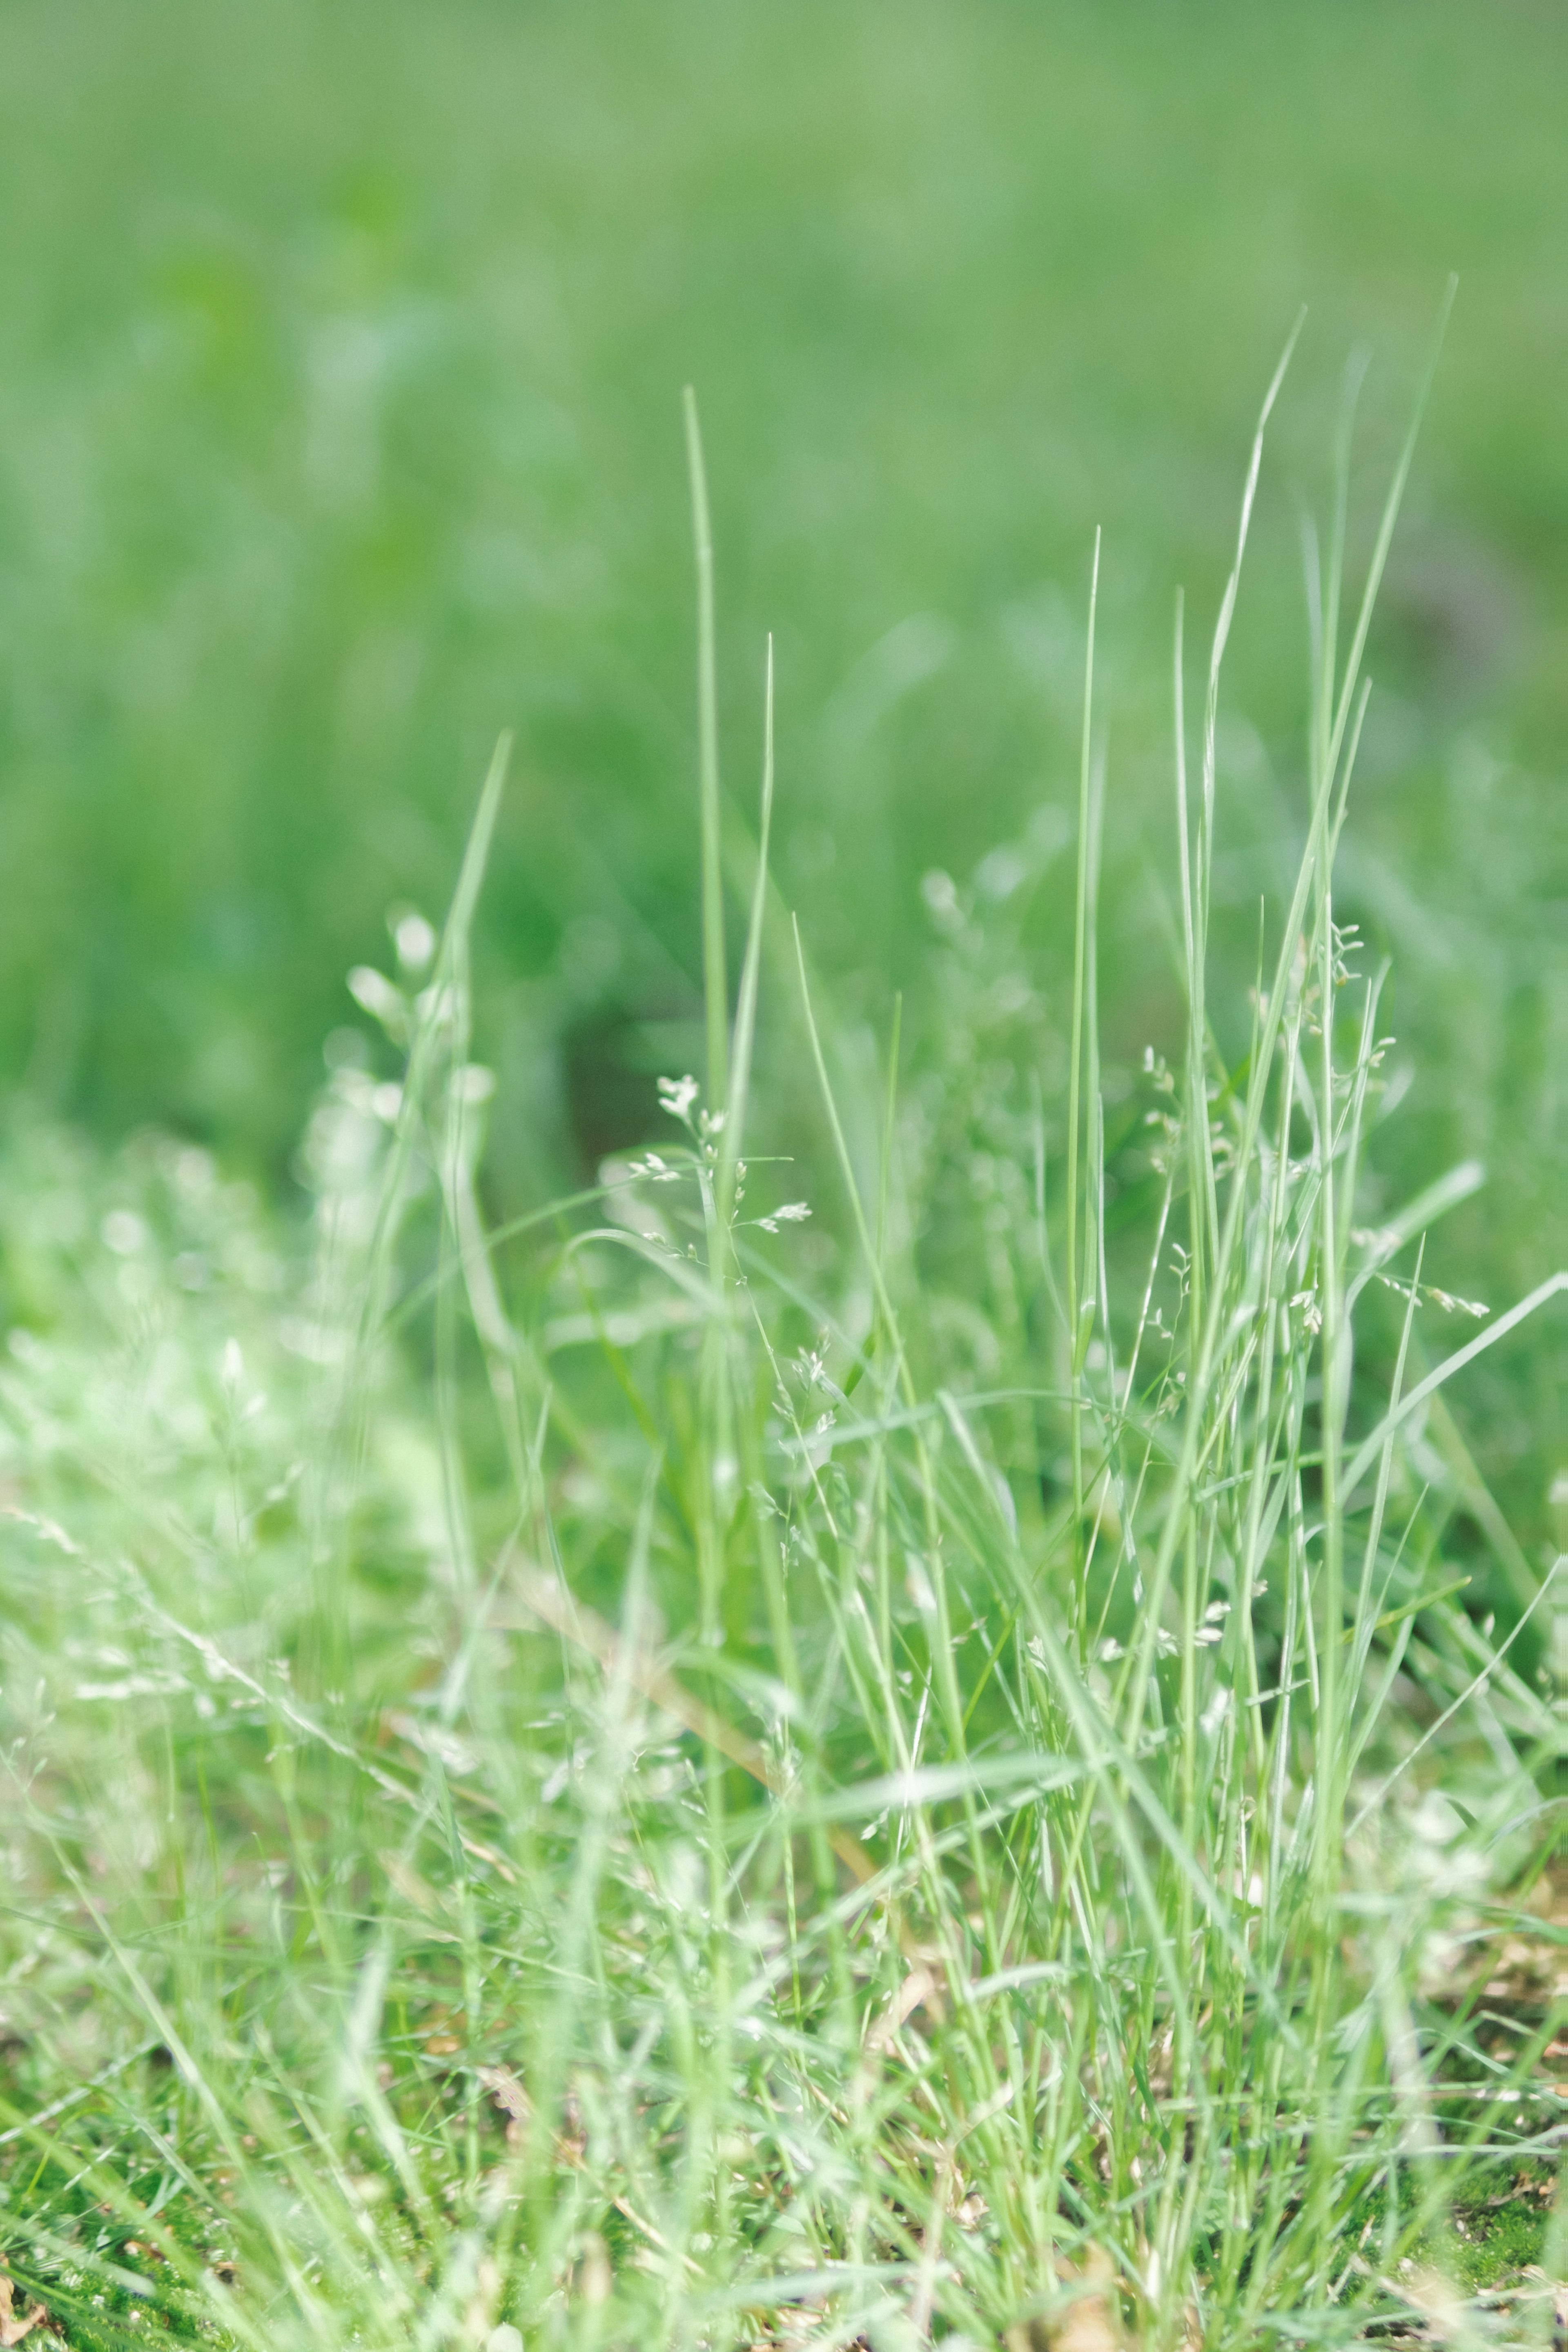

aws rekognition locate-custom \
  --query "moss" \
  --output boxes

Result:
[1440,2180,1552,2293]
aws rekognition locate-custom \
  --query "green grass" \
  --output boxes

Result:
[0,0,1564,1547]
[1,361,1563,2347]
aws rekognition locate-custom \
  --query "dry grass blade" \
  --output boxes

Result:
[0,2276,44,2349]
[1007,2251,1123,2352]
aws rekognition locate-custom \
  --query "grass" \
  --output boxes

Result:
[0,0,1564,1552]
[1,345,1564,2348]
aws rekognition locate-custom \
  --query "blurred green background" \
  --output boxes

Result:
[0,0,1562,1514]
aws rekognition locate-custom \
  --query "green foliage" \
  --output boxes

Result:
[0,370,1562,2348]
[0,0,1563,1533]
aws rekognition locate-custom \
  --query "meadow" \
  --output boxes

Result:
[0,2,1564,2344]
[0,0,1564,1517]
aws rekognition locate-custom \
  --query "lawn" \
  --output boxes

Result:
[0,3,1563,2344]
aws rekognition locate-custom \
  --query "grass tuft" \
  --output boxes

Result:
[0,346,1563,2352]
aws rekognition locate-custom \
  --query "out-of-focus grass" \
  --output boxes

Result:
[0,0,1561,1527]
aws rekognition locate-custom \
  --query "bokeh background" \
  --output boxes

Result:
[0,0,1562,1526]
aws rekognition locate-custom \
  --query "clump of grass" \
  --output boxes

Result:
[0,327,1563,2352]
